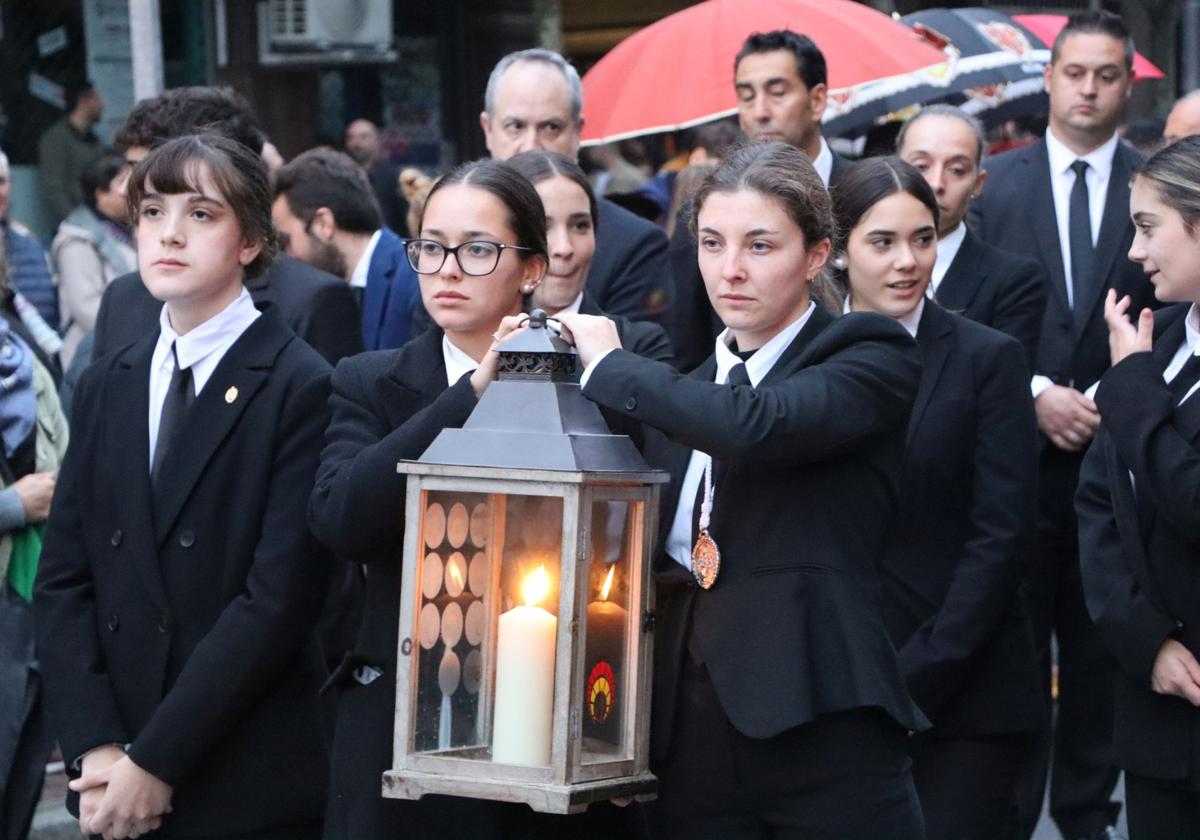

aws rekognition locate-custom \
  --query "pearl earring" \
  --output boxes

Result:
[831,256,847,270]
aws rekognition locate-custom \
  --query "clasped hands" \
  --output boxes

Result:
[71,745,173,839]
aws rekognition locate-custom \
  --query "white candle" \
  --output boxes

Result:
[492,566,558,766]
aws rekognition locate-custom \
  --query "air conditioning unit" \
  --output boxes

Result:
[256,0,396,65]
[267,0,391,49]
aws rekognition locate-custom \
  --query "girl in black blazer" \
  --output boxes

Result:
[507,150,674,366]
[560,142,927,840]
[827,157,1041,840]
[1079,135,1200,839]
[35,134,333,840]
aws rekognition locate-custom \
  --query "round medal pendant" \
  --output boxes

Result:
[691,529,720,589]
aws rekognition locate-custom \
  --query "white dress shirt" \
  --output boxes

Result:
[556,291,585,316]
[1030,129,1120,401]
[813,137,834,188]
[844,296,925,339]
[663,303,817,571]
[442,335,479,387]
[1164,304,1200,405]
[930,223,967,296]
[148,289,261,469]
[349,229,384,291]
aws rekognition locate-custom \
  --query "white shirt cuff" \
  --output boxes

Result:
[579,348,618,389]
[1082,381,1099,402]
[1031,375,1054,400]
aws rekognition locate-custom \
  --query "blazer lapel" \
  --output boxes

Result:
[361,232,396,352]
[105,338,169,609]
[1024,141,1071,317]
[379,328,451,426]
[151,312,289,545]
[758,306,834,388]
[906,304,954,445]
[1073,146,1135,342]
[934,230,984,313]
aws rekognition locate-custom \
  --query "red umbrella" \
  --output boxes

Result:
[1012,14,1165,82]
[579,0,951,145]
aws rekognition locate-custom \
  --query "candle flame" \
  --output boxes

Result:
[522,566,551,607]
[599,565,615,602]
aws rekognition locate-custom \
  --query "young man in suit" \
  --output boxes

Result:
[971,11,1156,839]
[90,87,363,367]
[272,148,421,352]
[669,29,852,372]
[36,135,332,840]
[480,48,670,324]
[897,105,1047,371]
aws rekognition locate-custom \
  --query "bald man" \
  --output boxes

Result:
[1164,90,1200,144]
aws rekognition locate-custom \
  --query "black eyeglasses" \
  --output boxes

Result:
[405,239,532,277]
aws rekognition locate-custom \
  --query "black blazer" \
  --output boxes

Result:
[881,303,1041,736]
[1077,304,1200,783]
[582,307,928,759]
[935,228,1047,373]
[91,255,364,366]
[972,138,1152,393]
[579,291,674,365]
[35,307,333,836]
[589,197,670,323]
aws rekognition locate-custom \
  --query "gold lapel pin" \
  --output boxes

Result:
[225,386,239,404]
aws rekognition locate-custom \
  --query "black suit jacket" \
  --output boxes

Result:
[973,138,1152,394]
[935,228,1047,373]
[881,303,1041,736]
[91,255,364,366]
[35,308,332,836]
[589,198,670,323]
[1078,304,1200,783]
[582,308,928,759]
[579,291,673,365]
[667,153,851,373]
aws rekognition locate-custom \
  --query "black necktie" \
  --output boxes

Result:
[350,285,364,312]
[1169,352,1200,403]
[1068,160,1096,326]
[152,344,196,484]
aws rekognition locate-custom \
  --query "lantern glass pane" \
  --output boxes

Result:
[412,490,494,756]
[491,493,564,767]
[581,498,641,764]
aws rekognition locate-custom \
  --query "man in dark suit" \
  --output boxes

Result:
[972,11,1155,839]
[92,87,362,366]
[344,118,410,237]
[668,30,851,372]
[272,148,421,351]
[897,104,1046,370]
[480,49,669,323]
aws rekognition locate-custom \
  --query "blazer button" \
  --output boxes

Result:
[110,529,122,547]
[624,396,638,411]
[107,613,119,632]
[179,530,195,548]
[158,612,171,634]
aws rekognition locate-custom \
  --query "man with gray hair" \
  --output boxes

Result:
[480,48,669,324]
[896,104,1046,369]
[1164,89,1200,144]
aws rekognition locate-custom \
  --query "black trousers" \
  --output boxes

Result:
[654,657,924,840]
[1014,450,1120,840]
[1125,773,1200,840]
[909,733,1028,840]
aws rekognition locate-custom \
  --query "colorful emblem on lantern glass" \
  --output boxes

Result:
[587,661,616,724]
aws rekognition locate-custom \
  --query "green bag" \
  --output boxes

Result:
[6,523,43,602]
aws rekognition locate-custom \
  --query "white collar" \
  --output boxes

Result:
[154,287,260,375]
[813,137,834,188]
[1045,127,1119,181]
[1187,304,1200,356]
[931,222,968,294]
[349,229,384,289]
[442,334,480,387]
[557,291,585,316]
[713,302,816,386]
[843,295,925,338]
